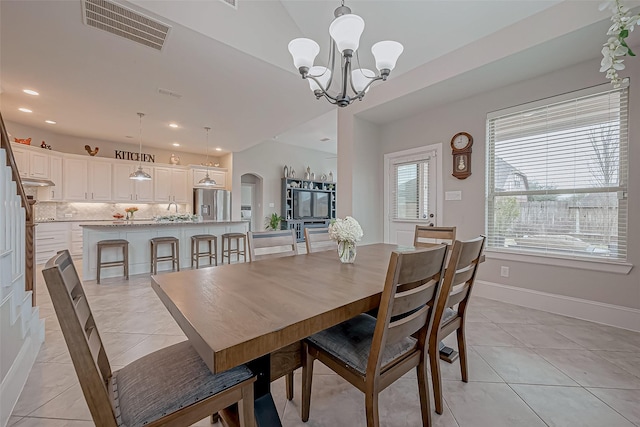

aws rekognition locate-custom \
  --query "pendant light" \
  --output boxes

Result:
[198,126,217,186]
[129,112,152,181]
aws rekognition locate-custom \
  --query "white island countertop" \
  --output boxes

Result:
[79,220,246,227]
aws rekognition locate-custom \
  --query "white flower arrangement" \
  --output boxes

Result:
[328,216,363,243]
[600,0,640,87]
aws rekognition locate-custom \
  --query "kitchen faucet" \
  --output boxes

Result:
[167,202,179,213]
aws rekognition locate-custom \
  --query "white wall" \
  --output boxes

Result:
[6,121,221,166]
[355,56,639,310]
[231,140,337,228]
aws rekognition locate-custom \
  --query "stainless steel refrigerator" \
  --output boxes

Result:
[193,189,231,221]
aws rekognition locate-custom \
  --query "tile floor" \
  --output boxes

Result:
[8,260,640,427]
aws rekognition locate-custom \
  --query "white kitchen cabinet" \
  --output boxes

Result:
[63,157,89,201]
[35,222,69,264]
[11,145,30,178]
[154,166,188,203]
[88,159,112,201]
[192,167,227,188]
[63,155,111,201]
[28,150,50,178]
[37,153,63,201]
[113,163,153,202]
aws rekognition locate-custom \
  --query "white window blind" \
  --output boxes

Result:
[486,82,629,261]
[391,152,435,221]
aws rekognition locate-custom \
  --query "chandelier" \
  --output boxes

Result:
[129,112,151,181]
[287,1,403,107]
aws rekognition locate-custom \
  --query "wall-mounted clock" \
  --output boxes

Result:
[451,132,473,180]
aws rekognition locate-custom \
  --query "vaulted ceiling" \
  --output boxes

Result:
[0,1,633,155]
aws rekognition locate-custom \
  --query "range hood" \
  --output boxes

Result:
[21,177,55,187]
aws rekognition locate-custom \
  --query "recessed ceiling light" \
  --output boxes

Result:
[172,143,180,147]
[169,123,179,128]
[215,148,222,151]
[18,107,32,113]
[45,120,57,124]
[23,89,39,96]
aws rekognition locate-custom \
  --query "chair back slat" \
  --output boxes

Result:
[74,294,92,331]
[304,228,335,253]
[431,236,485,339]
[446,283,470,307]
[390,281,437,317]
[386,305,430,345]
[413,226,456,248]
[43,250,118,427]
[367,245,447,376]
[248,229,298,261]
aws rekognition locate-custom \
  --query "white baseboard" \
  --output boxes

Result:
[0,335,42,427]
[474,280,640,333]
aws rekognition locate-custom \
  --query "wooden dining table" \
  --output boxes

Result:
[150,243,430,426]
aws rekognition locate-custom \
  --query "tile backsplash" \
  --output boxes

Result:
[34,202,191,220]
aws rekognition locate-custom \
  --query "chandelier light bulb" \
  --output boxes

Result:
[288,38,320,70]
[308,66,332,92]
[371,41,404,72]
[351,68,375,92]
[329,14,365,53]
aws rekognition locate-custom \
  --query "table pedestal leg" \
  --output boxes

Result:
[247,354,282,427]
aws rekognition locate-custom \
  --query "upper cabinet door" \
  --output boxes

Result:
[89,160,112,201]
[38,154,63,201]
[112,163,134,202]
[153,167,172,202]
[29,151,50,178]
[171,168,189,203]
[11,145,29,178]
[134,166,154,202]
[192,168,226,188]
[63,157,88,201]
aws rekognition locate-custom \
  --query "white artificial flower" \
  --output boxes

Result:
[600,0,639,85]
[328,216,364,243]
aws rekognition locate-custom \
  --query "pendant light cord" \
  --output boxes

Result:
[204,126,211,172]
[137,112,145,168]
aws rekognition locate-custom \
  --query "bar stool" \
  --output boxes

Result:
[150,237,180,275]
[96,239,129,284]
[221,232,247,264]
[191,234,218,268]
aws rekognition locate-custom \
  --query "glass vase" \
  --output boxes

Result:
[338,241,357,264]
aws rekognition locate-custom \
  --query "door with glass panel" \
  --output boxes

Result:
[385,149,439,246]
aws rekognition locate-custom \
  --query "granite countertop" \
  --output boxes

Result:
[79,220,246,227]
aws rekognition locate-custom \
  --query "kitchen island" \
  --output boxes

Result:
[80,220,248,281]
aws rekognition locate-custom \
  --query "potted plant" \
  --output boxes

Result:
[265,213,284,230]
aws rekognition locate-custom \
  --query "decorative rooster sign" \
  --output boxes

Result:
[84,145,99,156]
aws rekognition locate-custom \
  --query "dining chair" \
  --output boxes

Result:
[301,245,448,427]
[247,229,298,262]
[428,236,485,415]
[247,228,299,400]
[304,227,335,253]
[414,225,456,248]
[42,250,257,427]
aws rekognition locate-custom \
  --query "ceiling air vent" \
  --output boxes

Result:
[220,0,237,10]
[82,0,171,51]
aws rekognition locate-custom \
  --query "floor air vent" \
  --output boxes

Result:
[82,0,171,51]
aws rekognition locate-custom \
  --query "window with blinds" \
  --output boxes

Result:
[486,81,629,261]
[391,158,431,220]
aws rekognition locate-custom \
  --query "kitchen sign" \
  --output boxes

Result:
[114,150,155,163]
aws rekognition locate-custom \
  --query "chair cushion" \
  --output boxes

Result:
[306,314,416,376]
[112,341,253,427]
[442,307,457,324]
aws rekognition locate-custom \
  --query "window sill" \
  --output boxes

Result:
[485,249,633,275]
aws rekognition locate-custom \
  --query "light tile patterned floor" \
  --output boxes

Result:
[8,260,640,427]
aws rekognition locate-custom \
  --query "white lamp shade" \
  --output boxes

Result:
[307,66,331,92]
[329,14,365,53]
[288,38,320,69]
[371,41,403,71]
[351,68,375,93]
